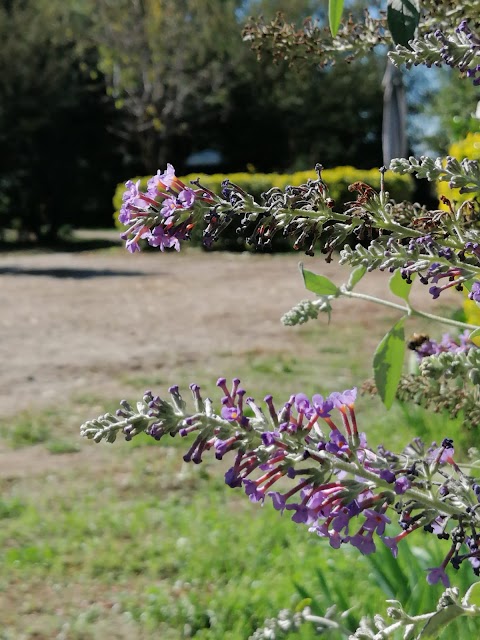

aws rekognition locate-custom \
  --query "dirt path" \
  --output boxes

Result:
[0,242,458,420]
[0,248,332,414]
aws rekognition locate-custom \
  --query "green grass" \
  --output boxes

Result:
[0,438,478,639]
[1,413,51,448]
[45,439,81,454]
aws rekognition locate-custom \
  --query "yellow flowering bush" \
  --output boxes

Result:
[438,132,480,208]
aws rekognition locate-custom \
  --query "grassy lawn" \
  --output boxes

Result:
[0,419,477,639]
[1,266,478,639]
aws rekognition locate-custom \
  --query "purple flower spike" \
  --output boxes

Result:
[426,566,450,587]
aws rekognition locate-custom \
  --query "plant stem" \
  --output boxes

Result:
[339,289,479,331]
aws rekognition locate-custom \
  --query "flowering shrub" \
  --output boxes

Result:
[81,1,480,638]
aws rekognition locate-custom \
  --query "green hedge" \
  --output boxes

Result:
[113,167,413,250]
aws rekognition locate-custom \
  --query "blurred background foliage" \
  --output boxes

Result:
[0,0,478,242]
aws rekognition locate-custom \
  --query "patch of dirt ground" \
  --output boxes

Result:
[0,247,345,415]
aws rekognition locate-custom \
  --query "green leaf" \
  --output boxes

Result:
[389,269,415,302]
[464,582,480,608]
[387,0,420,47]
[470,328,480,341]
[373,317,406,409]
[328,0,344,37]
[346,265,367,291]
[300,264,339,296]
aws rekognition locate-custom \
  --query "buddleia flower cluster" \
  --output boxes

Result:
[81,378,480,587]
[119,160,480,304]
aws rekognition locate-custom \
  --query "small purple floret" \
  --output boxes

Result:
[261,431,280,446]
[468,281,480,303]
[221,406,241,421]
[382,536,399,558]
[363,509,390,535]
[426,566,450,587]
[379,469,395,483]
[394,476,411,494]
[269,491,287,513]
[312,394,334,418]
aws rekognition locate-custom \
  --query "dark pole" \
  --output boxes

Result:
[382,58,407,166]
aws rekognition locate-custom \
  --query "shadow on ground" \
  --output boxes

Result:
[0,236,122,254]
[0,266,149,279]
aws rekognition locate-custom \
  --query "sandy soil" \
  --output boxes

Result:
[0,247,335,414]
[0,240,456,422]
